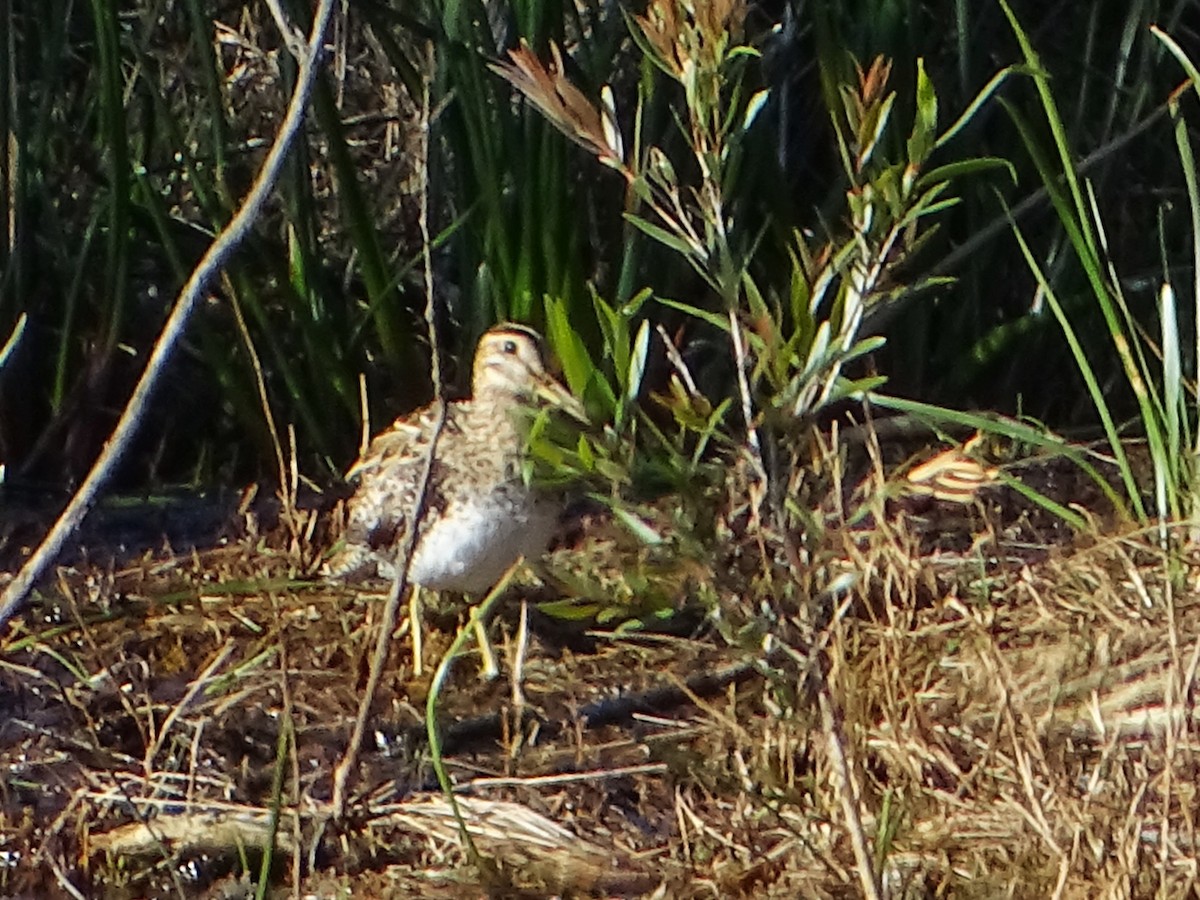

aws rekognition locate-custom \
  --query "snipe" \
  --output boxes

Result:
[326,323,580,674]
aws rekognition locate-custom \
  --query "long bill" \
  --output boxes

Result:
[532,378,590,424]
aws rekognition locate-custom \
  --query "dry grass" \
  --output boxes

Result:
[2,447,1199,898]
[823,525,1200,897]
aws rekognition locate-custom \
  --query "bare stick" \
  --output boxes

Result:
[0,0,335,630]
[262,0,306,59]
[329,39,443,818]
[818,684,883,900]
[328,401,444,820]
[0,312,26,372]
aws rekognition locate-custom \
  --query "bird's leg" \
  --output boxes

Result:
[473,612,499,680]
[409,585,424,676]
[510,599,530,707]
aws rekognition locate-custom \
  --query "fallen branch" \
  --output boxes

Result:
[0,0,336,631]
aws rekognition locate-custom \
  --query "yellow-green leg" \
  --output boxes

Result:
[410,585,424,676]
[411,585,498,679]
[473,613,498,680]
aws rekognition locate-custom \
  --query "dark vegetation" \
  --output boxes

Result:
[3,0,1200,896]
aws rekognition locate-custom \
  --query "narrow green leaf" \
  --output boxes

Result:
[657,296,729,331]
[613,506,664,545]
[627,319,651,406]
[917,157,1017,190]
[623,213,700,258]
[906,58,937,166]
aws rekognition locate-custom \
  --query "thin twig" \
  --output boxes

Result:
[328,400,443,819]
[226,271,290,514]
[44,851,88,900]
[143,639,236,773]
[818,684,883,900]
[728,310,765,490]
[0,0,336,631]
[271,598,305,900]
[425,561,522,872]
[778,581,880,898]
[0,312,26,371]
[419,38,440,390]
[329,39,443,819]
[261,0,306,59]
[462,763,669,791]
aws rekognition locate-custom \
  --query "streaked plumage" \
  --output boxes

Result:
[326,324,575,592]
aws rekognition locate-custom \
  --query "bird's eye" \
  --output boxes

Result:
[502,339,518,355]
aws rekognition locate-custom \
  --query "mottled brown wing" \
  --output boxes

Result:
[325,402,459,581]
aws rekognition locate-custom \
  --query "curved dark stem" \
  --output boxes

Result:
[0,0,337,631]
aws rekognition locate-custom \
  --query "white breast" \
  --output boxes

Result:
[397,496,559,593]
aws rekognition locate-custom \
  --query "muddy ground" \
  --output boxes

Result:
[1,449,1197,898]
